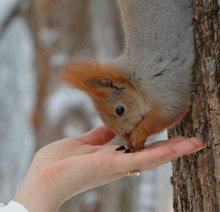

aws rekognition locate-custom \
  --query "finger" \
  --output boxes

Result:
[76,126,115,145]
[114,137,204,172]
[144,137,203,160]
[93,136,192,159]
[145,136,186,148]
[102,136,198,156]
[38,127,114,160]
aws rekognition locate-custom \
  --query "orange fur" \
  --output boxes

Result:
[128,104,188,150]
[61,60,133,99]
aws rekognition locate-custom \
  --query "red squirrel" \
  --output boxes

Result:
[61,0,195,151]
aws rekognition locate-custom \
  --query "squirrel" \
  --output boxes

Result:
[61,0,195,151]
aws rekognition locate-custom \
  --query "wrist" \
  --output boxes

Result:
[13,181,60,212]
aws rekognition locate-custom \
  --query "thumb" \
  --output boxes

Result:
[76,126,115,146]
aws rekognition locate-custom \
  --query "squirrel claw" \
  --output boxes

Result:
[115,146,126,151]
[115,145,134,153]
[115,146,133,153]
[124,149,132,153]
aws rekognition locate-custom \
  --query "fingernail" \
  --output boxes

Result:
[187,143,207,155]
[198,143,207,150]
[189,138,205,149]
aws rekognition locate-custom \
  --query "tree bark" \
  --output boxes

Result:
[169,1,220,212]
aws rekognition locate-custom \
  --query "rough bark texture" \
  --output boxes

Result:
[169,1,220,212]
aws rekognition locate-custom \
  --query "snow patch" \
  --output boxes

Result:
[50,52,68,70]
[46,84,102,137]
[39,28,60,46]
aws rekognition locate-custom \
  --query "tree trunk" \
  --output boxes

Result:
[169,1,220,212]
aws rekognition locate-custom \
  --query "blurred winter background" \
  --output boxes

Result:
[0,0,173,211]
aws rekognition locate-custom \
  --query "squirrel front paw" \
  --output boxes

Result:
[128,128,147,151]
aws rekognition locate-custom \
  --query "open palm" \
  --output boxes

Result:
[14,126,203,212]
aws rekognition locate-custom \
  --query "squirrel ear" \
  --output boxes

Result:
[61,60,133,99]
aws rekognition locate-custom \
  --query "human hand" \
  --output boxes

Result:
[14,126,204,212]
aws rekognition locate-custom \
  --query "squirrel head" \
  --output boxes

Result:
[61,60,146,138]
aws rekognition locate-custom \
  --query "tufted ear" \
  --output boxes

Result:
[61,60,133,99]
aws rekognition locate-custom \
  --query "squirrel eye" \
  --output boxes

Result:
[115,105,125,117]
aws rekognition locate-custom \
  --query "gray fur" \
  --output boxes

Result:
[112,0,195,116]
